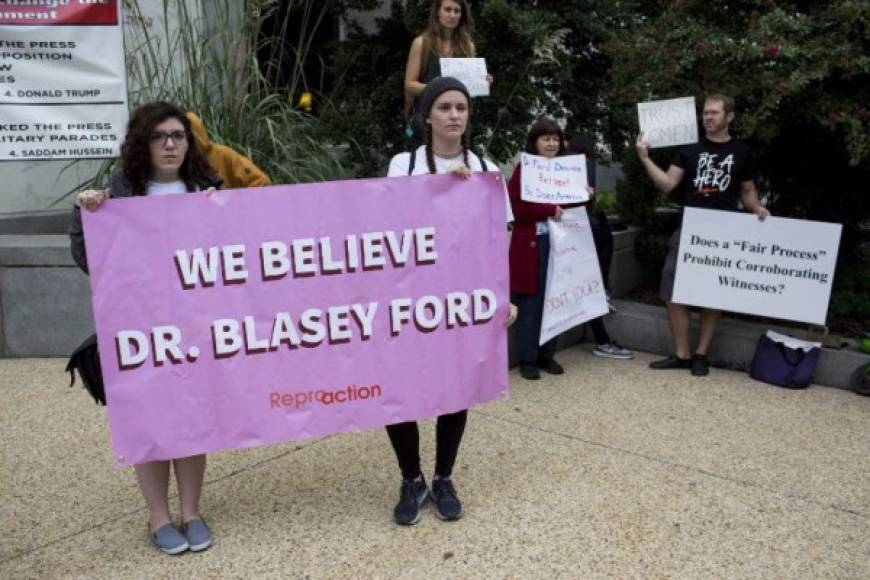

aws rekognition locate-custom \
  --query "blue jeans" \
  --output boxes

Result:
[512,234,558,365]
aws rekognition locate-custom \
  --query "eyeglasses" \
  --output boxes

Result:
[149,130,188,146]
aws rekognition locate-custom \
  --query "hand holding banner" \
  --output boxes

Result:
[520,153,589,204]
[637,97,698,149]
[540,207,608,345]
[83,173,510,465]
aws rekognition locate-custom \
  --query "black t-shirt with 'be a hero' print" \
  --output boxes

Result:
[672,137,757,211]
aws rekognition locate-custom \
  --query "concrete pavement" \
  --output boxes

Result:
[1,348,868,579]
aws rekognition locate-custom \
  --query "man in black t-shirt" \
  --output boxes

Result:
[635,94,770,377]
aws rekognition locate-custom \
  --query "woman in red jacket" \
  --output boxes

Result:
[508,119,566,380]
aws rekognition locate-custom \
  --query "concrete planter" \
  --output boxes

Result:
[603,299,870,391]
[608,225,646,297]
[6,225,865,393]
[0,235,93,357]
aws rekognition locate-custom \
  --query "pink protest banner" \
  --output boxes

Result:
[83,173,510,466]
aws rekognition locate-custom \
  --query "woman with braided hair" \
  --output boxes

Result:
[386,76,515,526]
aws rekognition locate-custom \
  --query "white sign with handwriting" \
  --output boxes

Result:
[540,207,608,344]
[637,96,698,148]
[520,153,589,204]
[439,58,489,97]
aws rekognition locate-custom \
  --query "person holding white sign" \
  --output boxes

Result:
[636,94,770,376]
[403,0,491,137]
[386,77,515,526]
[508,119,569,381]
[70,102,220,555]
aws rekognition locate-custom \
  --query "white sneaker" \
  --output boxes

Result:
[592,341,634,360]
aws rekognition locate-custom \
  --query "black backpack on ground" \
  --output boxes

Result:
[66,334,106,405]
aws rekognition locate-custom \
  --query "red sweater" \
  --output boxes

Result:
[507,163,559,295]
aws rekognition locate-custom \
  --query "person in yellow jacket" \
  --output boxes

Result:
[186,112,271,188]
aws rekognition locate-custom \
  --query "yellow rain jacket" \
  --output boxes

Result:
[186,112,271,188]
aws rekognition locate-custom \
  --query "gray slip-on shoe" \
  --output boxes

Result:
[182,519,213,552]
[151,523,189,555]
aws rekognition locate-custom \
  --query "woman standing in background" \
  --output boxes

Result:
[403,0,489,137]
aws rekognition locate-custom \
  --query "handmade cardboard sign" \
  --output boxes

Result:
[520,153,589,204]
[540,208,608,344]
[439,57,489,97]
[637,96,698,149]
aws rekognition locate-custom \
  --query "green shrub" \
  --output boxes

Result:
[325,0,577,175]
[606,0,870,325]
[57,0,354,203]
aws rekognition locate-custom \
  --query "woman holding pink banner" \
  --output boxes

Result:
[507,119,568,381]
[386,76,514,525]
[70,102,220,555]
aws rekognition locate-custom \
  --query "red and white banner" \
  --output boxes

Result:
[0,0,126,160]
[0,2,119,26]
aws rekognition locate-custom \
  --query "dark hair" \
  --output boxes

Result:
[566,134,596,159]
[524,118,566,155]
[705,93,735,115]
[120,101,212,195]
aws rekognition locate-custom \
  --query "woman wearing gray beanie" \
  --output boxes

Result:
[386,76,515,526]
[403,0,490,138]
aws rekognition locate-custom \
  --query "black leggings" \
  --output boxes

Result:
[385,410,468,479]
[588,214,614,345]
[588,316,611,345]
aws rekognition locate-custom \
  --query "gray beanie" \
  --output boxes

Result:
[413,76,471,134]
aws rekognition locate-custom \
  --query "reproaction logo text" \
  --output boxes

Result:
[269,383,382,409]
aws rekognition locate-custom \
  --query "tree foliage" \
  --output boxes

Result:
[325,0,585,176]
[606,1,870,237]
[604,0,869,327]
[324,1,868,269]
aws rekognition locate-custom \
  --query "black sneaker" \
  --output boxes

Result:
[649,355,692,370]
[431,478,464,521]
[393,476,429,525]
[519,365,541,380]
[691,354,710,376]
[536,357,564,375]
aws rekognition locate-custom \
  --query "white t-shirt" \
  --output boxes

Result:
[146,180,189,196]
[388,145,514,224]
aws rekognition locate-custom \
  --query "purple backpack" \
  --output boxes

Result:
[750,330,821,389]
